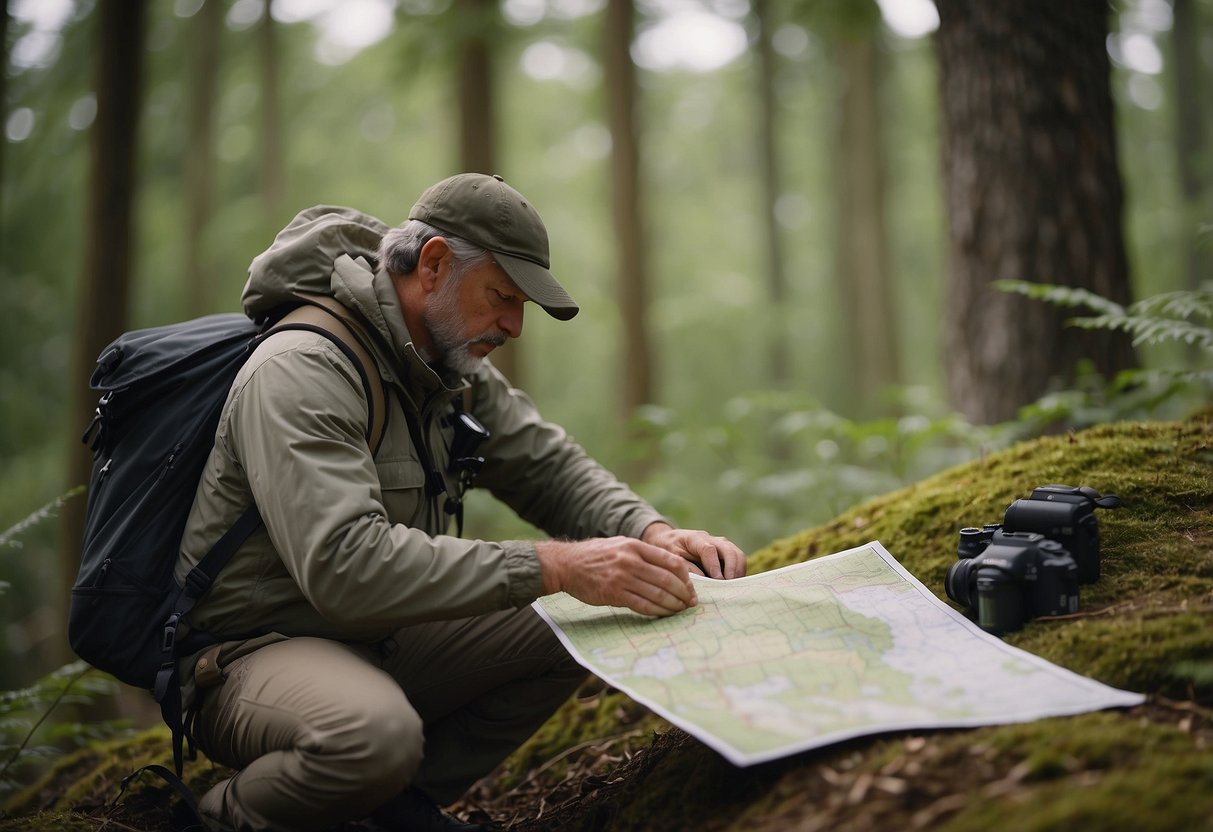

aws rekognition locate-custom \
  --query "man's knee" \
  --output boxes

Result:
[314,691,425,797]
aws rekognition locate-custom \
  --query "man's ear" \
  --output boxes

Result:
[416,236,451,294]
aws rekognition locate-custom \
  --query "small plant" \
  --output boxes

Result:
[997,280,1213,430]
[0,490,128,809]
[0,661,122,804]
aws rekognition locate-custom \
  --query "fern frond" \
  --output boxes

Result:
[993,280,1126,315]
[1071,314,1213,349]
[1128,284,1213,321]
[0,487,86,550]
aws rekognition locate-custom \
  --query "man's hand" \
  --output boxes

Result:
[640,522,747,580]
[535,537,697,617]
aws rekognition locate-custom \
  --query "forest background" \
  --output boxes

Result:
[0,0,1210,717]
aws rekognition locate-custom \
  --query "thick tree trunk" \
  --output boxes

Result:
[605,0,654,420]
[456,0,518,383]
[935,0,1136,425]
[753,0,791,389]
[185,0,222,316]
[61,0,146,646]
[835,30,900,418]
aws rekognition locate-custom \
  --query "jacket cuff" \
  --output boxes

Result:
[504,540,544,606]
[620,507,670,541]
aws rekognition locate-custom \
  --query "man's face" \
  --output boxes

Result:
[422,254,528,375]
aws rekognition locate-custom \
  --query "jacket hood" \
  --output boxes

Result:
[243,205,389,317]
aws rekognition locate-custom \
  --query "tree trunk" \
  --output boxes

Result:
[185,0,222,316]
[1171,0,1211,301]
[1,0,9,208]
[605,0,654,420]
[61,0,146,646]
[834,29,900,418]
[935,0,1136,425]
[456,0,519,383]
[753,0,791,389]
[258,2,285,221]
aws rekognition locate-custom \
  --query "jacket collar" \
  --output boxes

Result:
[330,253,468,402]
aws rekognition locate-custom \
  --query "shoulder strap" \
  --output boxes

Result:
[271,296,388,455]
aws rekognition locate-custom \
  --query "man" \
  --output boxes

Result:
[175,173,746,832]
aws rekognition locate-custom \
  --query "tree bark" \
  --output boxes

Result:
[456,0,519,383]
[61,0,146,642]
[753,0,791,389]
[935,0,1136,424]
[185,0,222,316]
[605,0,654,421]
[835,29,900,417]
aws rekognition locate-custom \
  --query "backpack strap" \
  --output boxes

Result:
[272,296,388,454]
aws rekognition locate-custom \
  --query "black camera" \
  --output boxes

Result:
[945,529,1079,635]
[1003,485,1121,584]
[945,485,1121,635]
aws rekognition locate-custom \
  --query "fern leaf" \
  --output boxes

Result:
[993,280,1126,315]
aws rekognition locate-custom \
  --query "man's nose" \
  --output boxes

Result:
[500,302,524,339]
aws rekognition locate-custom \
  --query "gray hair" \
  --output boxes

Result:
[379,219,490,278]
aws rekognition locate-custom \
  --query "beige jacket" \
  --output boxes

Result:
[174,206,664,690]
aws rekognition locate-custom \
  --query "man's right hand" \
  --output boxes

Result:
[535,537,697,617]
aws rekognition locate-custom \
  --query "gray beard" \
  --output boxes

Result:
[422,277,506,375]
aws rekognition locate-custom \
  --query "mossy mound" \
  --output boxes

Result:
[471,412,1213,831]
[4,413,1211,831]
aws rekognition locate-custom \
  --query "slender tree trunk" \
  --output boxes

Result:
[1,0,9,208]
[185,0,222,316]
[258,3,285,221]
[835,30,900,418]
[61,0,147,649]
[935,0,1136,425]
[753,0,790,389]
[456,0,519,383]
[1171,0,1211,301]
[605,0,654,421]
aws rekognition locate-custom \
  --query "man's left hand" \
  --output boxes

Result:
[641,523,747,580]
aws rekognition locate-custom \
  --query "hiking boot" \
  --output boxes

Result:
[370,788,489,832]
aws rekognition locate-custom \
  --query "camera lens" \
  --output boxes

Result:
[976,568,1026,635]
[945,558,978,609]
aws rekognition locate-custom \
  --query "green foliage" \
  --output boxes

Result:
[0,663,125,806]
[997,280,1213,434]
[996,279,1213,350]
[0,489,85,556]
[627,386,1001,553]
[0,494,129,807]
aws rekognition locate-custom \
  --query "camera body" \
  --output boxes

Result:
[1003,485,1119,584]
[945,485,1121,635]
[946,529,1079,635]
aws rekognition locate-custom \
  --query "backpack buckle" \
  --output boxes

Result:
[81,392,113,451]
[162,613,181,653]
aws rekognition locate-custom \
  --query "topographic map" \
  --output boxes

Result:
[534,542,1145,766]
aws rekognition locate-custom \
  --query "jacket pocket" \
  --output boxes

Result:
[375,456,428,526]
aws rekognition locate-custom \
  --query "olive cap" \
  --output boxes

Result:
[408,173,578,320]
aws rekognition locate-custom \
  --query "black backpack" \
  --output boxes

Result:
[70,297,386,787]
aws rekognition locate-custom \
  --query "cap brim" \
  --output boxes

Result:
[494,251,579,321]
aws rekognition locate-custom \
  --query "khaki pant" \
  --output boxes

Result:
[193,606,585,832]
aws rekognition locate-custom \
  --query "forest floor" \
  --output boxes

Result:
[3,411,1211,831]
